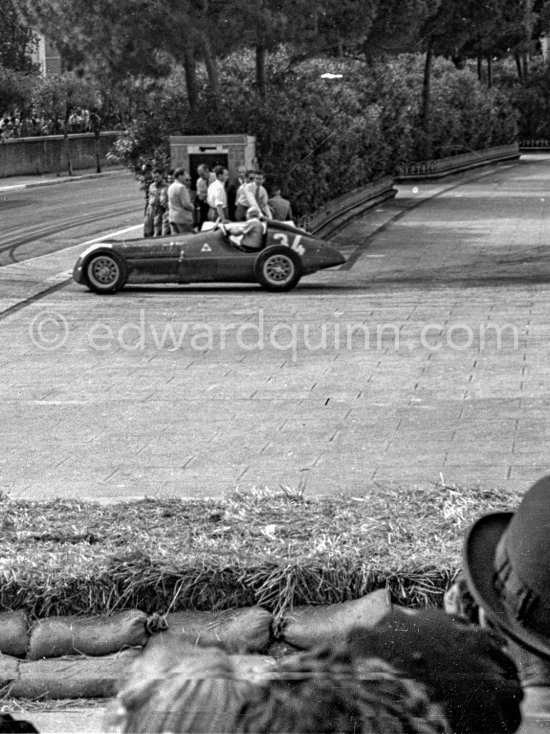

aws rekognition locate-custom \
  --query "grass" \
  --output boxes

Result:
[0,482,520,622]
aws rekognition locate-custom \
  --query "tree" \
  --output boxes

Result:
[0,0,38,72]
[0,67,36,116]
[32,73,96,174]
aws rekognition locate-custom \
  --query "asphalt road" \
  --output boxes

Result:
[0,170,143,266]
[1,155,550,501]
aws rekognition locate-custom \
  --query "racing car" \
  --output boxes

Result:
[72,220,346,294]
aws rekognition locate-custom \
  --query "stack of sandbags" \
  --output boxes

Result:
[0,588,394,699]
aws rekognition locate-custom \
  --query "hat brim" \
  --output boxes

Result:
[462,511,550,659]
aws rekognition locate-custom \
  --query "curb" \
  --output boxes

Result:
[0,169,125,192]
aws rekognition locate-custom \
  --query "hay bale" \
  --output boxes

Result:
[0,652,20,687]
[0,611,29,658]
[280,588,392,649]
[148,607,273,654]
[27,610,149,660]
[8,649,141,699]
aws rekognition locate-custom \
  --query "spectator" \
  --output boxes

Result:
[347,607,523,734]
[146,168,168,238]
[161,169,174,236]
[104,640,449,733]
[206,166,229,222]
[139,164,154,236]
[227,165,247,220]
[268,183,294,222]
[167,168,194,234]
[195,164,216,230]
[233,169,256,221]
[234,170,271,221]
[461,475,550,733]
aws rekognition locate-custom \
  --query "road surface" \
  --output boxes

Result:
[1,156,550,500]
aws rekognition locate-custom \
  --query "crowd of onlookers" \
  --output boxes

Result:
[137,162,294,244]
[2,480,549,733]
[0,110,96,141]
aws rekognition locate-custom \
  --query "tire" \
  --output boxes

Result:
[83,251,128,294]
[254,246,302,292]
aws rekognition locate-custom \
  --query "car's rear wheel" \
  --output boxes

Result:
[254,246,302,291]
[84,252,127,294]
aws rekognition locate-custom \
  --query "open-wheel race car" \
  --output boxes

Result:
[72,220,346,294]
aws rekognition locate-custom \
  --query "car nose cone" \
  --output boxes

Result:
[321,243,346,268]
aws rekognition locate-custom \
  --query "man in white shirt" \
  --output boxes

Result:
[167,169,194,234]
[207,166,229,222]
[234,170,272,221]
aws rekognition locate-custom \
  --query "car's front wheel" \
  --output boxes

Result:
[254,246,302,291]
[83,252,128,294]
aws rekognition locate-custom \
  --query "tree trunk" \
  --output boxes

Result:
[477,55,482,81]
[63,119,73,176]
[487,54,493,88]
[256,44,266,100]
[515,53,523,83]
[421,40,434,160]
[522,52,529,82]
[184,46,198,113]
[201,31,220,111]
[90,113,102,173]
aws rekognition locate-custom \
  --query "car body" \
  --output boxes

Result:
[73,220,346,294]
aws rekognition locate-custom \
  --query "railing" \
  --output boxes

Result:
[519,139,550,149]
[395,143,520,180]
[299,178,397,238]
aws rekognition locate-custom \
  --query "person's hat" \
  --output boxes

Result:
[462,475,550,659]
[246,207,261,218]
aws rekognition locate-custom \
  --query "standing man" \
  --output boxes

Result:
[234,170,272,221]
[268,183,294,222]
[168,169,194,234]
[145,168,167,238]
[207,166,229,222]
[227,165,247,220]
[195,164,215,230]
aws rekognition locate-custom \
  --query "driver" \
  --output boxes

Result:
[226,207,267,251]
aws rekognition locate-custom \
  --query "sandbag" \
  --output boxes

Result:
[27,610,149,660]
[279,588,392,649]
[8,649,141,699]
[266,640,302,659]
[230,654,277,681]
[0,611,29,658]
[0,653,20,687]
[148,607,273,654]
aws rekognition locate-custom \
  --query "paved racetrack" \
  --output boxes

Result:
[1,156,550,500]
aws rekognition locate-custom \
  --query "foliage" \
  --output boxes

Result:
[493,56,550,140]
[109,48,516,215]
[0,66,36,116]
[0,0,38,72]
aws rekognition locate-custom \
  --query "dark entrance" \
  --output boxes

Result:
[188,153,229,189]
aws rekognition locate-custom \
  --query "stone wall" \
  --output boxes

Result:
[0,132,120,178]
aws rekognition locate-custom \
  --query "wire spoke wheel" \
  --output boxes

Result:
[255,246,302,291]
[84,252,127,294]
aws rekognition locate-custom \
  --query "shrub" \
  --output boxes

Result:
[109,48,516,215]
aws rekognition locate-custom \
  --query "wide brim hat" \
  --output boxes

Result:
[462,508,550,660]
